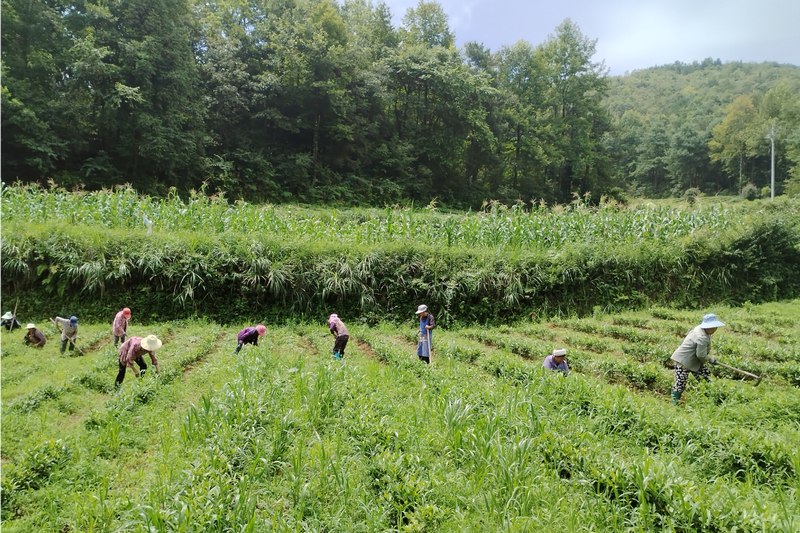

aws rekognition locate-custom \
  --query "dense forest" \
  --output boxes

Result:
[3,0,800,206]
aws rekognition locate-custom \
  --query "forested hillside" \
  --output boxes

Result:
[3,0,799,206]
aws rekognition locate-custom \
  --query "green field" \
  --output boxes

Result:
[1,301,798,531]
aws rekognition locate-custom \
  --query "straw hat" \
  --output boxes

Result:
[551,348,567,358]
[415,304,428,315]
[2,311,14,320]
[140,335,162,351]
[26,323,37,329]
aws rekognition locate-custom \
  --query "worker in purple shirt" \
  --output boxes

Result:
[115,335,162,387]
[328,314,349,360]
[543,348,570,375]
[235,324,267,354]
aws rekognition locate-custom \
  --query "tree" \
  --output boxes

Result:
[708,95,763,192]
[535,19,610,202]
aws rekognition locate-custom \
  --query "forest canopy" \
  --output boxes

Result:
[3,0,800,206]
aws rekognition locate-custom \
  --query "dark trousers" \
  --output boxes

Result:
[60,339,75,354]
[333,335,349,358]
[115,356,147,386]
[114,334,126,347]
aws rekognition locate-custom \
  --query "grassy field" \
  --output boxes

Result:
[1,300,798,531]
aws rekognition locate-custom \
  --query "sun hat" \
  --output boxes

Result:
[26,323,36,329]
[122,307,131,318]
[552,348,567,357]
[699,313,725,329]
[415,304,428,315]
[140,334,162,352]
[256,324,267,336]
[2,311,14,320]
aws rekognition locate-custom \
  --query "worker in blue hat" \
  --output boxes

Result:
[53,315,79,354]
[670,313,725,404]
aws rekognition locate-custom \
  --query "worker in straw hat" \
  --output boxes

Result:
[115,334,162,387]
[670,313,725,404]
[2,311,21,331]
[112,307,132,347]
[234,324,267,354]
[415,304,436,364]
[543,348,570,375]
[23,323,47,348]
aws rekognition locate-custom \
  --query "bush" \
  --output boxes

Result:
[740,183,760,200]
[683,187,701,206]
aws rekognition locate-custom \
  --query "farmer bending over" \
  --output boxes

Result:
[54,315,79,354]
[328,314,349,360]
[235,324,266,354]
[416,304,436,364]
[670,313,724,404]
[24,323,47,348]
[543,348,570,375]
[112,307,132,347]
[116,335,162,387]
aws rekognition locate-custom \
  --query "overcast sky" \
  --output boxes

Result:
[378,0,800,75]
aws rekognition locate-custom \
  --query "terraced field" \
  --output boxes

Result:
[1,301,798,531]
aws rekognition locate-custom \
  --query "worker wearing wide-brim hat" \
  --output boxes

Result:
[670,313,725,404]
[2,311,21,331]
[543,348,570,375]
[23,323,47,348]
[415,304,436,363]
[115,334,162,387]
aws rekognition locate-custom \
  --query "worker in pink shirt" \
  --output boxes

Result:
[115,334,162,387]
[112,307,132,347]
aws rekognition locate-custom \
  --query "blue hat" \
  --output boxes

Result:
[70,315,78,325]
[700,313,725,329]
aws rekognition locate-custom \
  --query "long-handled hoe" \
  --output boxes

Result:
[717,361,762,386]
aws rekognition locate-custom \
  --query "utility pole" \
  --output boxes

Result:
[767,124,776,200]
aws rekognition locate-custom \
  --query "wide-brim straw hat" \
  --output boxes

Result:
[26,323,36,329]
[415,304,428,315]
[2,312,14,320]
[141,334,162,351]
[699,314,725,329]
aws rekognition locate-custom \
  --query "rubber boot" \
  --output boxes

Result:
[671,390,682,405]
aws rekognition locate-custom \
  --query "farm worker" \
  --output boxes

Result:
[670,313,724,404]
[54,315,79,354]
[112,307,132,347]
[543,348,570,375]
[415,304,436,364]
[328,314,349,360]
[115,334,162,387]
[23,323,47,348]
[235,324,267,354]
[2,311,21,331]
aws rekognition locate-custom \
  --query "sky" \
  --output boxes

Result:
[378,0,800,75]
